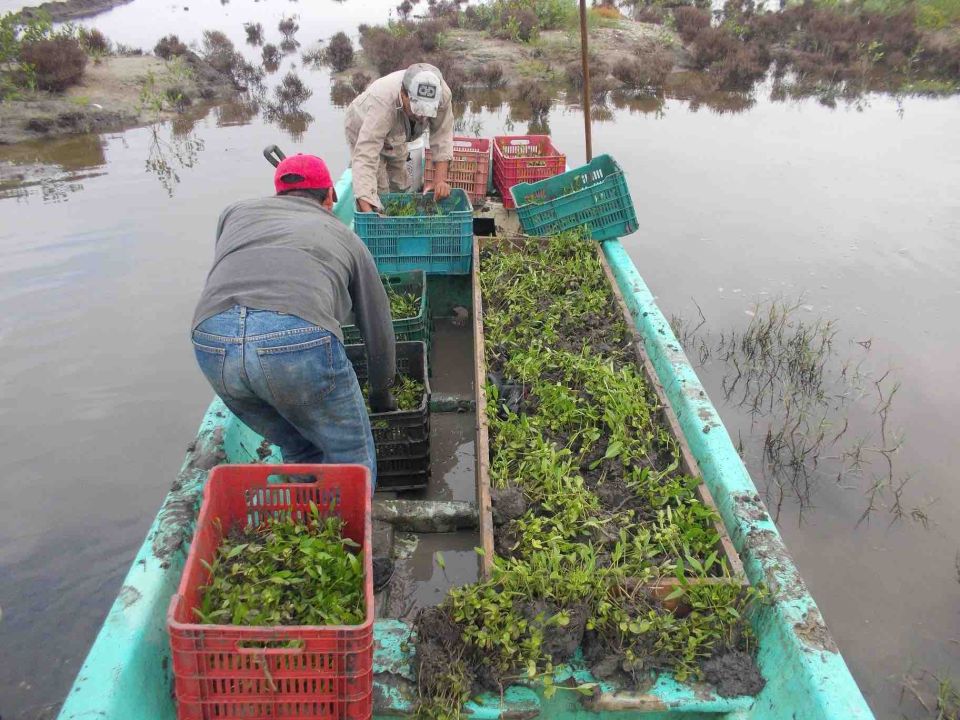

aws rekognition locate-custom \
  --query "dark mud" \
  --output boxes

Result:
[703,651,766,697]
[413,605,472,695]
[490,486,527,526]
[521,600,587,664]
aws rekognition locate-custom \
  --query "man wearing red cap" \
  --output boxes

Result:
[190,154,397,486]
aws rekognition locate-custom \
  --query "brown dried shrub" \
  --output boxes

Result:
[351,71,371,93]
[415,18,446,52]
[326,31,354,72]
[359,25,421,75]
[244,22,264,45]
[201,30,236,74]
[20,37,87,91]
[565,54,609,89]
[512,78,552,115]
[674,6,711,43]
[691,26,740,69]
[611,49,674,89]
[713,45,769,90]
[471,62,505,88]
[634,5,664,24]
[278,16,299,39]
[154,34,188,59]
[78,28,111,55]
[262,43,281,67]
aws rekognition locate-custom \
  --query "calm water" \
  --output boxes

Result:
[0,1,958,717]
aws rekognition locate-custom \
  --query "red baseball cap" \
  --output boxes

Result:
[274,154,337,201]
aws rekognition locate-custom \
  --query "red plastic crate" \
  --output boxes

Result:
[168,464,374,720]
[492,135,566,209]
[424,136,490,204]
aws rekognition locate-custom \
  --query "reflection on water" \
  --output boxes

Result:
[0,134,108,203]
[145,123,205,196]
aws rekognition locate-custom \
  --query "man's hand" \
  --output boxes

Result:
[369,389,397,413]
[432,179,452,201]
[357,198,377,213]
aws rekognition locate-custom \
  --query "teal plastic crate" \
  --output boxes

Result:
[342,270,430,347]
[354,190,474,274]
[510,154,638,242]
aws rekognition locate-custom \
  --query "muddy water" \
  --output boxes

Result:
[0,0,958,716]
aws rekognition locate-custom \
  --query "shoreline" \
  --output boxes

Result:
[0,54,236,145]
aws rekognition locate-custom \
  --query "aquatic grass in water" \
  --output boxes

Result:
[195,503,364,626]
[670,297,913,525]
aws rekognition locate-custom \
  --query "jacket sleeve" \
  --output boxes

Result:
[351,98,395,210]
[349,237,396,392]
[427,86,455,163]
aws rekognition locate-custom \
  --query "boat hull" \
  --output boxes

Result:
[57,169,875,720]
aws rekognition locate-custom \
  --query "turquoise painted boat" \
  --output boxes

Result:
[56,165,877,720]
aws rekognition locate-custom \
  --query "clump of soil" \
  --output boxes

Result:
[490,486,527,525]
[703,651,766,697]
[413,606,474,706]
[521,600,588,664]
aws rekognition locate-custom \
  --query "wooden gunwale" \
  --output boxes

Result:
[473,236,746,591]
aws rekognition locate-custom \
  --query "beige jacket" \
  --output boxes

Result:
[344,68,454,210]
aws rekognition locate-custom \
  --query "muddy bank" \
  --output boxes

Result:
[19,0,135,23]
[333,5,959,112]
[335,21,675,91]
[0,54,235,145]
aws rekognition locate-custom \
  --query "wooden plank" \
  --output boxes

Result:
[472,239,495,576]
[597,246,746,582]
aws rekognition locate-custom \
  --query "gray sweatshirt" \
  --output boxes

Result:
[192,195,396,391]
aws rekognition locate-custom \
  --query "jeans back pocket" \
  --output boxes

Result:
[256,334,337,407]
[192,340,228,398]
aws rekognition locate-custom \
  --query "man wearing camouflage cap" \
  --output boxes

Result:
[344,63,454,212]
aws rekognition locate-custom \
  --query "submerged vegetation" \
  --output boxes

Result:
[414,232,764,717]
[195,503,364,626]
[671,297,915,525]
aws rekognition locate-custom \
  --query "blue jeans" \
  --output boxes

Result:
[192,306,377,486]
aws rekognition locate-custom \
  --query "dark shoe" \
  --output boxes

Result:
[373,557,395,593]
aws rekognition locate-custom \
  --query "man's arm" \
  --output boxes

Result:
[426,89,455,200]
[352,99,395,212]
[349,239,396,398]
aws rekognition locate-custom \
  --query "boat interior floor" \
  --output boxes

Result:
[373,317,481,619]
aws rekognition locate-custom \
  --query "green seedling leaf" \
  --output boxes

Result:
[226,543,248,559]
[664,586,686,602]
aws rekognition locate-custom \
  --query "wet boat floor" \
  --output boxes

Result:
[374,318,481,619]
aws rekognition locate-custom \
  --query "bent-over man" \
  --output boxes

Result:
[190,153,396,486]
[345,62,455,212]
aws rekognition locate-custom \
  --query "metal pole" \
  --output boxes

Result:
[579,0,593,162]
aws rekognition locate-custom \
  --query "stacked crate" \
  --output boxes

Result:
[492,135,566,209]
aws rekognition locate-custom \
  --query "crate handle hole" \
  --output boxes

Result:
[237,640,306,655]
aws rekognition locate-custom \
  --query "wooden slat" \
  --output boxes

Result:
[472,239,495,576]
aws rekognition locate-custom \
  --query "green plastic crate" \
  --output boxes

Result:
[353,190,474,274]
[342,270,430,347]
[510,154,638,242]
